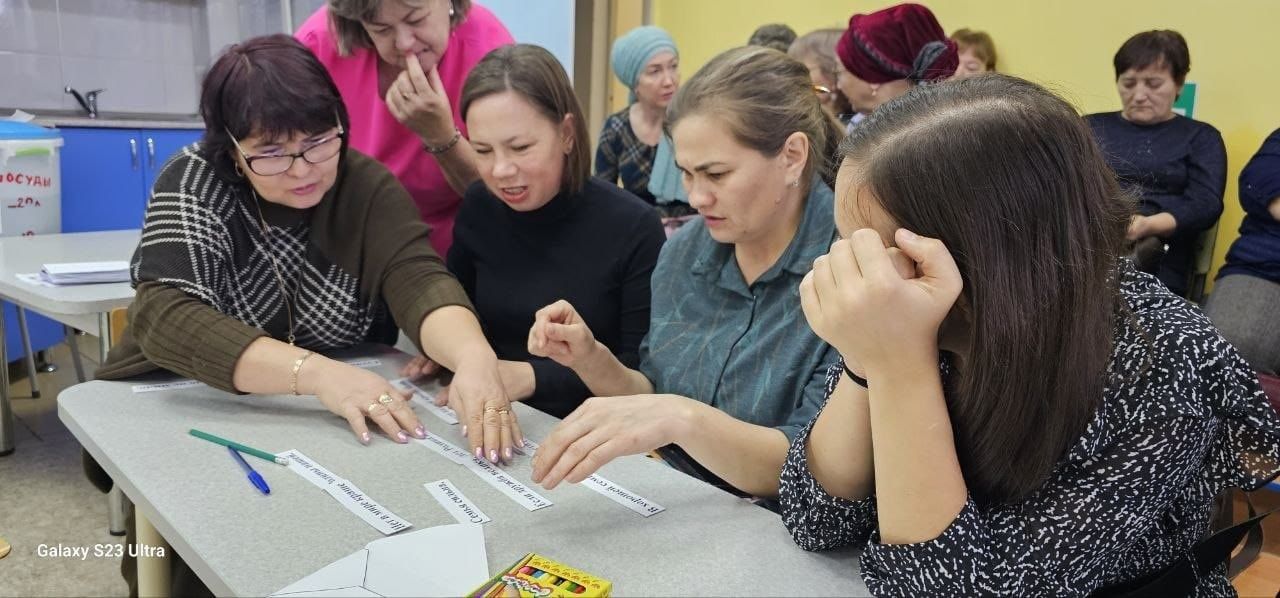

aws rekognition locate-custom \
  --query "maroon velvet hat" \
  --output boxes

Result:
[836,3,959,84]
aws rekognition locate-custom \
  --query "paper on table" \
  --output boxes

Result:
[280,449,412,535]
[415,432,552,511]
[270,524,488,597]
[15,273,55,288]
[524,439,665,516]
[131,380,207,393]
[39,261,130,284]
[389,378,458,424]
[425,479,491,524]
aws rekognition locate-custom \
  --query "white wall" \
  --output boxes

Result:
[480,0,575,78]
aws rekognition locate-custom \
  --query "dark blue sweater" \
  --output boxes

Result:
[1220,128,1280,285]
[1086,112,1227,295]
[448,178,665,418]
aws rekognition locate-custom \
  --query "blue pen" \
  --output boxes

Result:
[228,446,271,495]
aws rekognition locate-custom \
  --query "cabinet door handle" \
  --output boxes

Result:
[147,137,156,169]
[129,138,139,170]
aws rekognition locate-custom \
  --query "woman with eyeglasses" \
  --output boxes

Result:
[98,35,519,460]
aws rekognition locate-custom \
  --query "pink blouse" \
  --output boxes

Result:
[296,5,513,257]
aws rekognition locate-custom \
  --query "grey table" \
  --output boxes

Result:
[0,229,140,455]
[59,346,867,597]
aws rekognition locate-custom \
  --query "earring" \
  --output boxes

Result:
[788,179,800,188]
[448,6,455,17]
[871,87,878,98]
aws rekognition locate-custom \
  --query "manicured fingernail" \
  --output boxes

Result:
[360,432,370,445]
[414,425,426,438]
[504,447,513,460]
[489,449,498,463]
[474,447,483,459]
[461,425,468,436]
[397,431,409,443]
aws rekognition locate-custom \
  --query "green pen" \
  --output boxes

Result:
[189,429,288,465]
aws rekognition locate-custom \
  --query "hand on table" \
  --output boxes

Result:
[312,361,425,446]
[530,394,692,489]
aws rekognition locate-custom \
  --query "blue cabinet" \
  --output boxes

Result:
[0,125,204,366]
[60,127,202,233]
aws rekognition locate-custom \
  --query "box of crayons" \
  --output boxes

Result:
[469,553,611,597]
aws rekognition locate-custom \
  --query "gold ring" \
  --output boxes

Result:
[378,393,395,405]
[484,407,499,414]
[497,408,510,415]
[366,403,384,415]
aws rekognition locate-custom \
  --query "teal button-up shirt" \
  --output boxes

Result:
[640,180,839,441]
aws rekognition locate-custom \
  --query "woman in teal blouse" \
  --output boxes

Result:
[525,47,843,498]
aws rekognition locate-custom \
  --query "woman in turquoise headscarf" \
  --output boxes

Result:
[594,25,696,234]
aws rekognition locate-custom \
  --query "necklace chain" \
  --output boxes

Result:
[251,190,297,346]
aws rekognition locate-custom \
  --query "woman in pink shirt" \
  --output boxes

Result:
[297,0,514,257]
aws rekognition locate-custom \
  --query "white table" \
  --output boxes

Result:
[0,229,139,455]
[58,346,868,596]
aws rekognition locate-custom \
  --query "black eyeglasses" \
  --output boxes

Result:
[228,121,345,176]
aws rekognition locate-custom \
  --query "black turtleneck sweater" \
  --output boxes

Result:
[448,178,666,417]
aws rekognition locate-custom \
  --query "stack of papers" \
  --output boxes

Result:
[39,261,130,285]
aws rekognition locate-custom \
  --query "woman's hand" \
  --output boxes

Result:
[448,353,525,464]
[799,229,962,374]
[530,394,693,489]
[384,51,458,148]
[310,361,427,445]
[528,300,599,368]
[400,355,441,380]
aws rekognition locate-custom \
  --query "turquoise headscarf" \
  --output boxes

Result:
[610,26,678,104]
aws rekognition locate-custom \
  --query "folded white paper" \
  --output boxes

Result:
[39,260,130,284]
[271,524,488,597]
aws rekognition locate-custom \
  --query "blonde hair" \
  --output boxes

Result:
[327,0,471,56]
[951,28,998,71]
[667,46,841,189]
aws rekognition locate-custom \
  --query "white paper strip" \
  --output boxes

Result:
[580,473,665,517]
[460,457,553,511]
[131,379,207,393]
[389,378,459,425]
[344,358,382,369]
[324,480,413,535]
[415,432,472,465]
[424,479,491,524]
[281,449,343,489]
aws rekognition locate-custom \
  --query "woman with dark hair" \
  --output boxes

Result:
[833,3,957,116]
[425,44,663,419]
[296,0,514,257]
[97,35,519,461]
[526,46,841,499]
[1206,128,1280,375]
[1086,30,1226,298]
[782,74,1280,595]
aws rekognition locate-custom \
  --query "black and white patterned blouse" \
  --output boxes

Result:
[133,144,378,350]
[780,261,1280,596]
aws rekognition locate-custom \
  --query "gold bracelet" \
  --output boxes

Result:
[423,128,461,154]
[290,350,314,396]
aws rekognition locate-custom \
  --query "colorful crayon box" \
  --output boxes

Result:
[469,553,611,597]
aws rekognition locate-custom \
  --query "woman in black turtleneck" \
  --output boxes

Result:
[444,45,664,418]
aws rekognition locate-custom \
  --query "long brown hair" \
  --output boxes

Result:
[839,74,1132,504]
[460,44,591,195]
[666,46,843,190]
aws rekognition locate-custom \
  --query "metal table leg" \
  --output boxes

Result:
[0,303,10,456]
[136,509,172,598]
[15,307,40,399]
[108,485,128,536]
